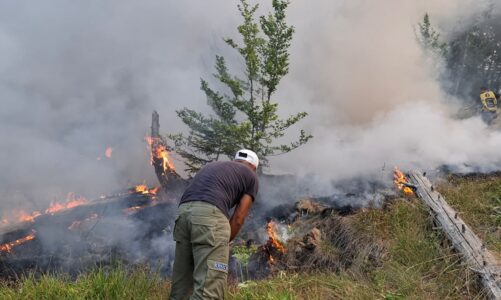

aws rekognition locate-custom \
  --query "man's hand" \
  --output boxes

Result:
[229,194,253,241]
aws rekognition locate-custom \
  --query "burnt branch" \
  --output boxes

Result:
[150,111,186,194]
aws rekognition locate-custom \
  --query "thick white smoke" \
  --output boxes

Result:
[272,0,501,181]
[0,1,238,211]
[0,0,500,212]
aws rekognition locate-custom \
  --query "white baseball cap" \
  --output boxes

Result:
[234,149,259,169]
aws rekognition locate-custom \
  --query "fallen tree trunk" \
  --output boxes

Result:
[0,192,156,240]
[0,191,179,278]
[409,170,501,299]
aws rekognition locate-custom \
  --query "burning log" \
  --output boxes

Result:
[0,113,188,279]
[149,111,187,195]
[0,186,180,279]
[0,230,36,253]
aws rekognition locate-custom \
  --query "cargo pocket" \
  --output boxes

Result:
[203,259,228,299]
[191,216,216,246]
[213,220,231,246]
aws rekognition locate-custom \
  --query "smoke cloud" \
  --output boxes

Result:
[272,0,501,181]
[1,0,500,213]
[0,1,238,211]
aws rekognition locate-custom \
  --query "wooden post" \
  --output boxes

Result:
[409,171,501,299]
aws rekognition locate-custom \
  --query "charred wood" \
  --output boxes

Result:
[0,193,179,279]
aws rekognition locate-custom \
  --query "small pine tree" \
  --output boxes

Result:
[418,13,448,57]
[169,0,312,174]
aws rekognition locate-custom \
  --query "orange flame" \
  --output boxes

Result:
[393,167,415,196]
[134,184,148,194]
[46,193,88,214]
[0,230,36,253]
[1,193,89,228]
[157,145,175,173]
[105,147,113,158]
[145,136,175,174]
[132,184,159,195]
[266,220,286,264]
[18,210,41,223]
[1,210,42,225]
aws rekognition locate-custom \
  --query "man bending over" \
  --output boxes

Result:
[169,149,259,300]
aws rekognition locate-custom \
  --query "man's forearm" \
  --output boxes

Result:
[229,195,253,241]
[229,216,244,241]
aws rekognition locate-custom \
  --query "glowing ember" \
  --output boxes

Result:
[393,167,415,196]
[0,230,36,253]
[67,221,81,231]
[105,147,113,158]
[145,136,175,174]
[124,205,146,214]
[150,186,160,195]
[68,213,99,230]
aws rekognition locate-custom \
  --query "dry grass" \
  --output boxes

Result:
[282,214,383,274]
[228,199,487,299]
[351,199,487,299]
[438,174,501,256]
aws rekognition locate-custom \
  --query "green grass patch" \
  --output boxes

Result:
[0,266,169,300]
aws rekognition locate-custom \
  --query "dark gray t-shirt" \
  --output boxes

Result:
[179,161,259,219]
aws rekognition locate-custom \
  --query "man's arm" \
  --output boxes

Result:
[229,194,253,241]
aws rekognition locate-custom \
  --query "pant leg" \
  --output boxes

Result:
[189,203,231,300]
[482,110,496,125]
[170,205,194,300]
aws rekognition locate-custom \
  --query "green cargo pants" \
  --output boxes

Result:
[170,201,231,300]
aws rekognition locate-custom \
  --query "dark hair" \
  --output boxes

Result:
[480,86,488,91]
